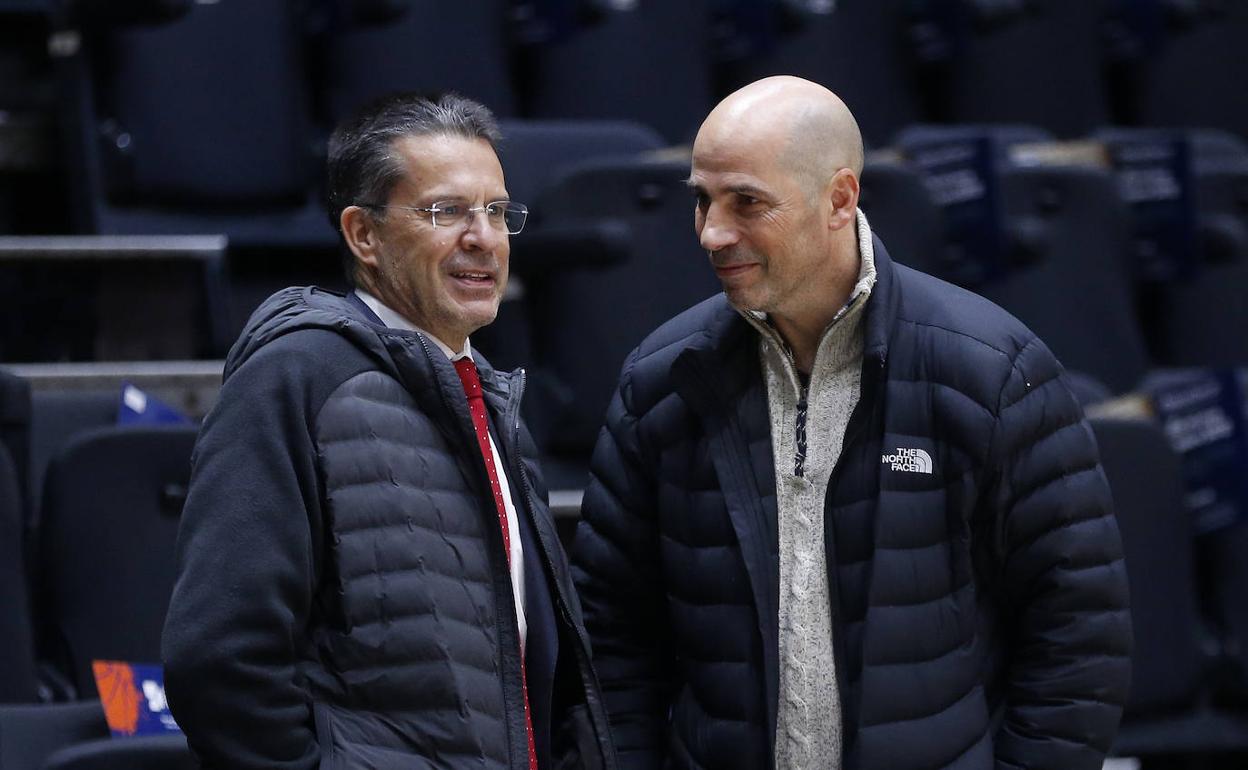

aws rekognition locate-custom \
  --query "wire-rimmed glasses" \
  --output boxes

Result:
[363,200,529,235]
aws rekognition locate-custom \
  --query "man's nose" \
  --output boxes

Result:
[462,209,504,250]
[698,204,738,253]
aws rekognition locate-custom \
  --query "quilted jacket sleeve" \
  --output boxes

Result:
[572,351,673,770]
[987,338,1133,770]
[162,342,326,770]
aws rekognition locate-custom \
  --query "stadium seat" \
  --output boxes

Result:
[522,0,714,144]
[42,735,194,770]
[0,700,108,770]
[320,0,516,124]
[53,0,334,251]
[27,389,119,535]
[719,0,925,148]
[987,164,1151,393]
[923,0,1115,137]
[0,443,38,704]
[1152,161,1248,367]
[35,425,197,698]
[526,158,720,473]
[1095,416,1248,756]
[476,119,668,375]
[858,158,945,275]
[1131,2,1248,140]
[1092,417,1205,716]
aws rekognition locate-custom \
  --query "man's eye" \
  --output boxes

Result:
[439,205,462,217]
[737,195,760,207]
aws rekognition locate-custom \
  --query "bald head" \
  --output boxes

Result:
[696,76,863,193]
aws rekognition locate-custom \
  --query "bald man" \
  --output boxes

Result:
[571,77,1131,769]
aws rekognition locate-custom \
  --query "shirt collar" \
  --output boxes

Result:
[354,288,473,362]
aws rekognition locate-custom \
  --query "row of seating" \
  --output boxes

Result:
[6,122,1247,492]
[3,0,1248,244]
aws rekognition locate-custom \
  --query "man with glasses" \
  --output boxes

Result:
[573,76,1131,769]
[163,92,615,770]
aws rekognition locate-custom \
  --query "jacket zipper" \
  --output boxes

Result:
[503,367,615,768]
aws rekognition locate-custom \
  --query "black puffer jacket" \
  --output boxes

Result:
[572,239,1131,769]
[163,287,615,769]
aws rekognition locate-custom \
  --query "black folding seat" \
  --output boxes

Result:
[921,0,1116,138]
[1130,2,1248,140]
[985,164,1151,393]
[1151,161,1248,367]
[719,0,925,148]
[857,158,945,275]
[28,389,119,535]
[526,158,721,479]
[0,700,108,770]
[496,119,667,209]
[476,119,667,374]
[35,425,197,698]
[42,735,194,770]
[0,444,38,704]
[522,0,715,144]
[320,0,516,124]
[53,0,333,251]
[1089,417,1248,757]
[1092,418,1205,715]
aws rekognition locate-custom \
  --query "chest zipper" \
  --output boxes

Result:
[794,382,809,478]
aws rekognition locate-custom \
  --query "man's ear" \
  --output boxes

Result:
[826,168,860,232]
[340,205,382,268]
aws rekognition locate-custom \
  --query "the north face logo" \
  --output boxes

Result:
[881,447,933,474]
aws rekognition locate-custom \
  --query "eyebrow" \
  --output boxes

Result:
[684,178,769,199]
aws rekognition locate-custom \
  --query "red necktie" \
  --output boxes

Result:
[453,357,538,770]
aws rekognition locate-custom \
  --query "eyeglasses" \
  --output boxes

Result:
[363,200,529,235]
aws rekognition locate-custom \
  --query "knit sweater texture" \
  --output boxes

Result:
[740,210,877,770]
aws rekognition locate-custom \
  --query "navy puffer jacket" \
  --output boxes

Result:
[164,287,615,769]
[572,238,1131,769]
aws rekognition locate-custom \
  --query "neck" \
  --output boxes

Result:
[771,234,861,374]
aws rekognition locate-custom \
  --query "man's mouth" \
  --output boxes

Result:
[450,270,495,286]
[714,263,757,277]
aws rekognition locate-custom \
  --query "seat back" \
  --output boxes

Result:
[530,158,720,454]
[0,444,38,703]
[36,425,197,698]
[88,0,313,205]
[720,0,923,148]
[0,701,108,770]
[525,0,714,144]
[1090,417,1205,715]
[858,159,945,275]
[935,0,1114,137]
[985,165,1151,393]
[322,0,515,123]
[1154,163,1248,367]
